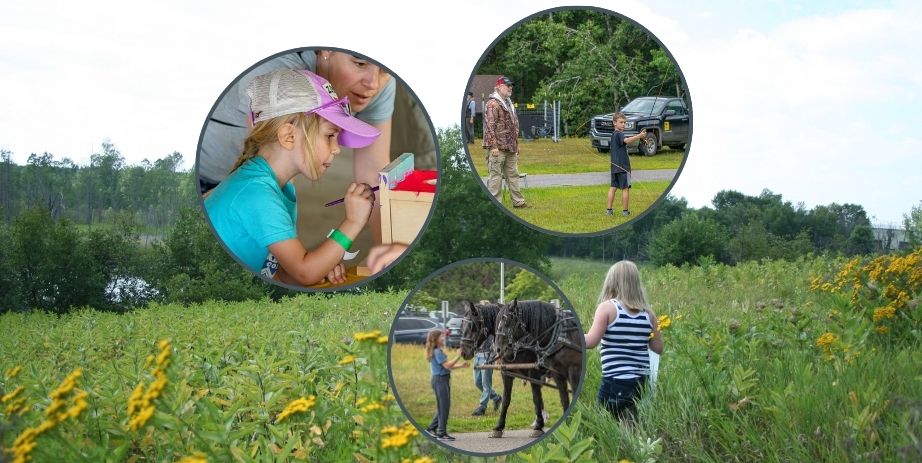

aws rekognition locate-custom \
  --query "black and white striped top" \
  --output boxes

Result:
[600,299,652,379]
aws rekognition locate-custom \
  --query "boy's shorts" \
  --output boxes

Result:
[610,170,631,189]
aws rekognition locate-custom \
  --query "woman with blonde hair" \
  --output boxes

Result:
[584,260,663,420]
[424,328,469,441]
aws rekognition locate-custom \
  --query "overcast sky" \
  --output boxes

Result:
[1,0,919,225]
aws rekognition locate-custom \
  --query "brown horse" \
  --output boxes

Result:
[460,300,583,438]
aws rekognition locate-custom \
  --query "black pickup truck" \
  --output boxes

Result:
[589,96,690,156]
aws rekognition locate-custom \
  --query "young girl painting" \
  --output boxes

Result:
[204,69,379,286]
[584,260,664,420]
[424,328,469,441]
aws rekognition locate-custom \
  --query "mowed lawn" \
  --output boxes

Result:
[496,181,672,234]
[390,343,566,434]
[467,137,685,175]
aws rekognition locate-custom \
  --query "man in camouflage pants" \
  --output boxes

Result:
[482,76,526,208]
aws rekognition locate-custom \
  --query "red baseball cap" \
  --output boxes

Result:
[496,76,514,87]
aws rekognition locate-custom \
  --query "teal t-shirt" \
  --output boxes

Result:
[204,157,298,272]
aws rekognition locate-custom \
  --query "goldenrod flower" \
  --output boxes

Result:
[128,405,155,431]
[177,452,208,463]
[338,355,357,366]
[2,385,24,403]
[10,368,86,463]
[874,326,889,335]
[361,402,384,413]
[5,365,22,379]
[816,332,838,348]
[127,340,172,431]
[872,306,896,322]
[377,336,389,344]
[276,396,317,423]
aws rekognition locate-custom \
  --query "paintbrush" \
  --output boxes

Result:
[324,185,380,207]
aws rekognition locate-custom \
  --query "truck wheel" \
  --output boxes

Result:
[641,132,658,156]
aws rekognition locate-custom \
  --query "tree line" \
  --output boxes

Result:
[0,141,196,231]
[1,128,916,314]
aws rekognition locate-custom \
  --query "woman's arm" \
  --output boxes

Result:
[584,301,615,349]
[647,309,664,354]
[352,118,392,245]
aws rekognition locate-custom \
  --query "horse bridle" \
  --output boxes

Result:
[460,309,489,354]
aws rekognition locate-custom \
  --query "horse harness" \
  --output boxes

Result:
[496,307,580,373]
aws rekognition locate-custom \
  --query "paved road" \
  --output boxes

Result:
[482,169,677,188]
[438,429,544,454]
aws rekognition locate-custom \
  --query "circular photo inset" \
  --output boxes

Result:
[464,7,691,235]
[196,47,438,290]
[388,258,585,456]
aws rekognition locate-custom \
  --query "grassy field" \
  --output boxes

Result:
[1,252,920,462]
[496,181,671,234]
[467,137,684,175]
[390,343,565,434]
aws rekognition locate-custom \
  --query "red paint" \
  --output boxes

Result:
[393,170,437,193]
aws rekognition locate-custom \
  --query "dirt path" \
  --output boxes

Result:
[435,428,544,455]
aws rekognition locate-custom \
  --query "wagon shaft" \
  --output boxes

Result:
[474,362,539,370]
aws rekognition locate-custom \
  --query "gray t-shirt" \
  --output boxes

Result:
[198,51,396,184]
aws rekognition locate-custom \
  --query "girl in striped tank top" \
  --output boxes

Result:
[585,261,663,420]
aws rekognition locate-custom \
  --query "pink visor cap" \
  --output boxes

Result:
[247,69,380,149]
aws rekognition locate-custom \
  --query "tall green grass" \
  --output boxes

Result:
[1,255,918,462]
[536,256,922,463]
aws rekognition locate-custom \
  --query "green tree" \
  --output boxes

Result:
[478,11,683,136]
[648,212,725,266]
[505,269,556,301]
[149,207,268,304]
[903,201,922,246]
[846,224,875,256]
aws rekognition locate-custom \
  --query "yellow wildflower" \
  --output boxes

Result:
[872,306,896,322]
[874,326,889,335]
[5,397,28,416]
[128,405,155,431]
[658,314,672,330]
[10,368,86,463]
[2,385,24,403]
[353,330,383,342]
[361,402,384,413]
[377,336,389,344]
[816,332,838,348]
[338,355,357,366]
[127,340,172,431]
[5,365,22,378]
[381,432,410,449]
[276,396,317,423]
[177,452,208,463]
